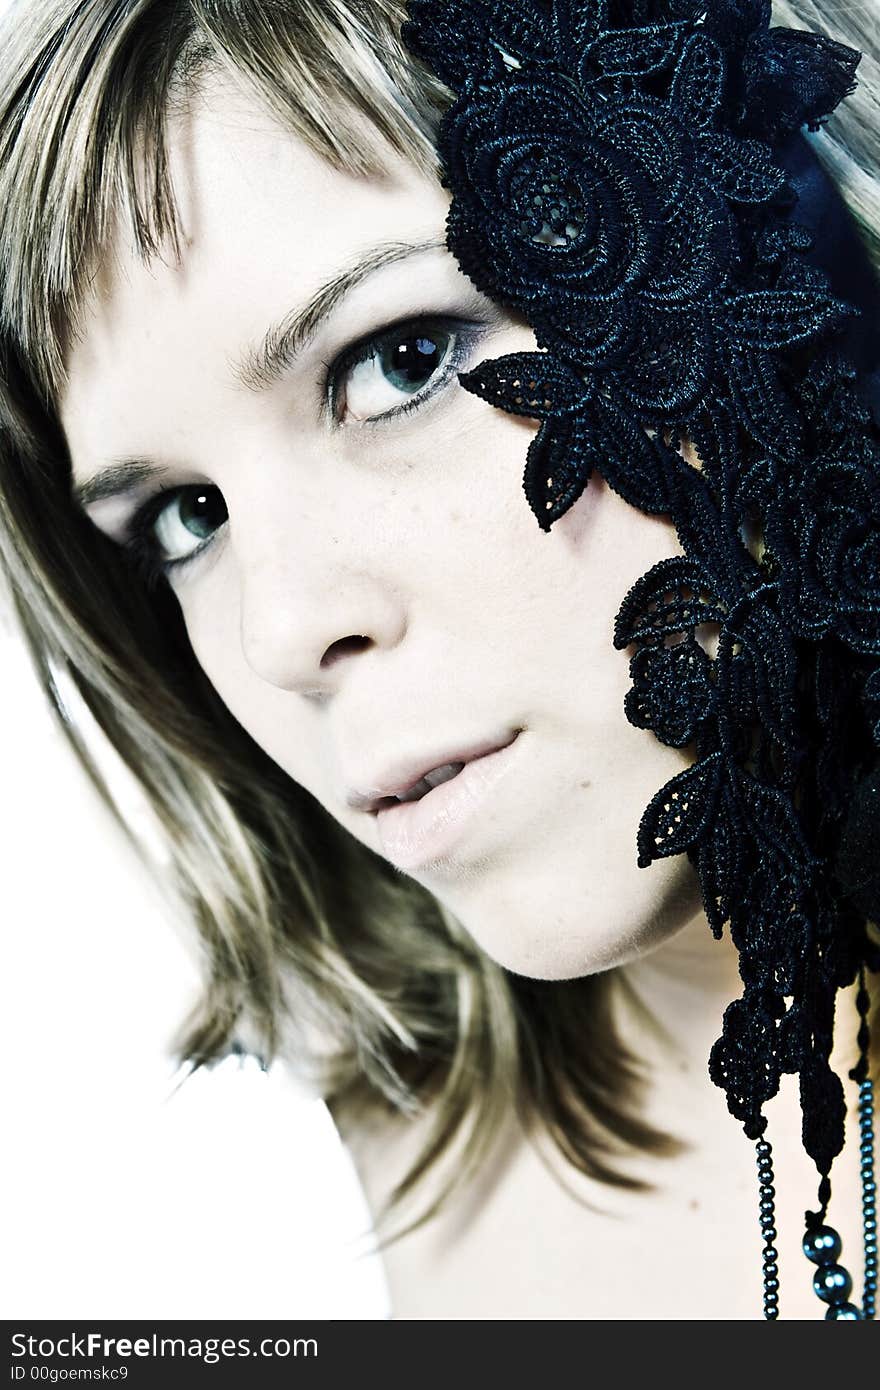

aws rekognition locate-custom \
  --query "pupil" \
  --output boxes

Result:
[179,488,227,538]
[385,334,444,390]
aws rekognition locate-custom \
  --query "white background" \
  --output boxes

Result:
[0,622,389,1319]
[0,0,388,1320]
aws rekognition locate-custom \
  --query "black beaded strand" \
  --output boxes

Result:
[803,1220,861,1318]
[850,966,876,1319]
[757,972,877,1319]
[799,968,876,1319]
[756,1138,780,1319]
[853,962,877,1320]
[859,1077,877,1318]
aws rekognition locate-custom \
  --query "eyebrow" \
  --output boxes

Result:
[72,235,448,510]
[232,234,448,392]
[73,459,171,510]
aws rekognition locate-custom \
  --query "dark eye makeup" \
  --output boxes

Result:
[121,484,229,594]
[322,311,484,423]
[118,310,488,593]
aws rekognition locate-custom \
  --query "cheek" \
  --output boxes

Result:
[166,397,700,869]
[177,564,239,695]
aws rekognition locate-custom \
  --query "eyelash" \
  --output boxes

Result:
[323,312,482,423]
[122,486,204,595]
[120,312,485,593]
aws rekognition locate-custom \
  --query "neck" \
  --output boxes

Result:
[614,906,746,1081]
[611,903,870,1150]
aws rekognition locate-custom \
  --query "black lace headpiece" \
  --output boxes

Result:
[400,0,879,1318]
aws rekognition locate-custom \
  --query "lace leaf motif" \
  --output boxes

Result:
[401,0,879,1181]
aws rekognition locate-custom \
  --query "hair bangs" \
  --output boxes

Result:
[0,0,449,403]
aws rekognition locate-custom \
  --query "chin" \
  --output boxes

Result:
[460,913,662,981]
[448,852,702,982]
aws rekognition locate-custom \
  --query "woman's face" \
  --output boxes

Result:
[60,78,704,979]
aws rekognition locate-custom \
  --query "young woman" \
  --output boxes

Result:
[1,0,877,1318]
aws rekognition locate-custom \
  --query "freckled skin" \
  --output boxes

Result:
[59,76,711,982]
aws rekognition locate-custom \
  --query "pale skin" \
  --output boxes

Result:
[60,77,874,1318]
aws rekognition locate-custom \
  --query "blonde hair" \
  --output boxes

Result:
[772,0,880,260]
[0,0,877,1244]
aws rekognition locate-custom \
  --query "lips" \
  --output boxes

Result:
[387,760,467,805]
[371,731,527,871]
[346,730,522,814]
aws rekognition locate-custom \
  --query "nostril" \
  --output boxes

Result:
[320,634,371,669]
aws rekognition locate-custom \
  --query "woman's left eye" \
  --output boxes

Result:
[329,317,480,423]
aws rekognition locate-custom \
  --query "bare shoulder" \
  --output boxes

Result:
[328,1092,570,1318]
[326,1093,670,1319]
[327,1069,877,1320]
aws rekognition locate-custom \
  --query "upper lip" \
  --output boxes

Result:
[346,729,522,813]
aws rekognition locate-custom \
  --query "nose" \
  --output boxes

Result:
[236,510,408,698]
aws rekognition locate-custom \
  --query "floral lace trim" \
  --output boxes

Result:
[401,0,880,1190]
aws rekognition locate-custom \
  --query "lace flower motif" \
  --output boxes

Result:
[770,448,880,655]
[411,1,852,527]
[402,0,880,1188]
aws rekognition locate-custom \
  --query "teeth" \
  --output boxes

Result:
[396,778,431,804]
[396,761,465,803]
[424,760,466,788]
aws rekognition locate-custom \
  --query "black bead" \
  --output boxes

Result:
[813,1264,853,1304]
[825,1302,863,1320]
[802,1225,842,1265]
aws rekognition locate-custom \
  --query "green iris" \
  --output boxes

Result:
[380,332,448,393]
[177,488,228,541]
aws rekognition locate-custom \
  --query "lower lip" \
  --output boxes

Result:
[374,733,524,870]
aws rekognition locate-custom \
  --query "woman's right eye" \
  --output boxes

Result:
[327,314,483,424]
[338,324,455,421]
[125,484,228,588]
